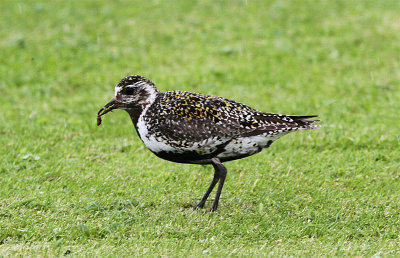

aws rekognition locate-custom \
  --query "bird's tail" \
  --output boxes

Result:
[288,115,321,129]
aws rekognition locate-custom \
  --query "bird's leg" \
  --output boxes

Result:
[194,158,227,212]
[209,158,227,212]
[194,166,220,210]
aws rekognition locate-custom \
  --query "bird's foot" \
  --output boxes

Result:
[193,202,205,210]
[209,204,218,212]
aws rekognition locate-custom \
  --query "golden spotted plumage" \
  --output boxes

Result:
[159,91,224,123]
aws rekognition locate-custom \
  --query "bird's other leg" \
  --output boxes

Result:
[194,163,220,210]
[209,158,227,212]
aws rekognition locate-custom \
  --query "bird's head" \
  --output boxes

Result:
[98,75,159,118]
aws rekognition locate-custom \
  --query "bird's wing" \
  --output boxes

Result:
[147,91,318,145]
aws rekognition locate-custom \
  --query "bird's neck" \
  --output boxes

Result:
[126,108,143,131]
[126,94,157,131]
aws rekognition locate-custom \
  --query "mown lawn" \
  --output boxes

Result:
[1,0,400,256]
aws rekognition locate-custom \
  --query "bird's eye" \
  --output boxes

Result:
[124,87,135,95]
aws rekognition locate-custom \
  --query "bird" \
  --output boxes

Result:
[97,75,320,212]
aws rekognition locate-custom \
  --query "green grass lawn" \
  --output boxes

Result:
[1,0,400,256]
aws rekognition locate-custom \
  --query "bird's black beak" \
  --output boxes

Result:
[98,98,118,117]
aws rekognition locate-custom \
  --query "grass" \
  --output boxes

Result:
[1,0,400,256]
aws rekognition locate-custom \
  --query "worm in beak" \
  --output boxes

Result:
[97,98,118,126]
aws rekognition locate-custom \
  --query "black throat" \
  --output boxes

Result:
[126,107,143,131]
